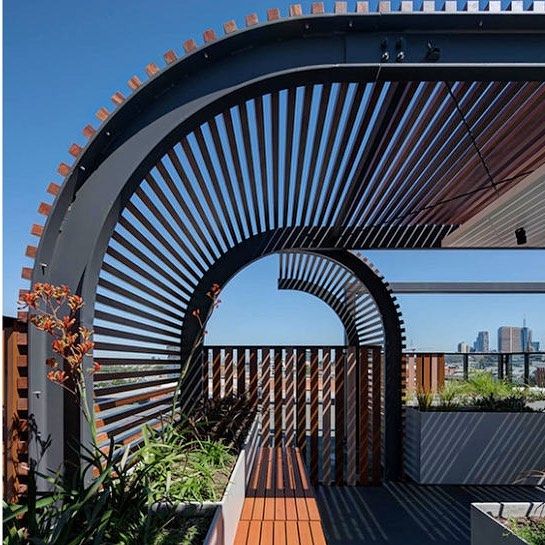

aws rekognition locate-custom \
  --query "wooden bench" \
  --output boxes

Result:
[234,447,327,545]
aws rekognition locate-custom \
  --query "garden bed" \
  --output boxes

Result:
[151,415,260,545]
[471,502,545,545]
[405,373,545,485]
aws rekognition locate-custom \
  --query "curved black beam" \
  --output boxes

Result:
[32,11,545,202]
[179,241,404,480]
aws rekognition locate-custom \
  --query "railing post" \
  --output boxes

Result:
[505,354,512,383]
[463,353,469,380]
[498,354,504,380]
[524,352,530,386]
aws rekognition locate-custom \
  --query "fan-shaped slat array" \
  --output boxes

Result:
[89,79,544,447]
[278,252,386,346]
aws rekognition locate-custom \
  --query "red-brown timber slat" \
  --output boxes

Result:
[294,448,321,521]
[287,447,308,521]
[284,348,296,446]
[274,349,283,446]
[249,348,258,410]
[252,446,267,520]
[202,348,210,399]
[283,446,297,521]
[237,347,246,397]
[275,447,286,520]
[274,521,287,545]
[3,319,29,502]
[321,350,332,484]
[437,354,446,391]
[371,347,382,484]
[309,349,319,484]
[416,354,423,392]
[335,349,345,485]
[261,349,272,447]
[263,447,275,520]
[359,347,370,485]
[224,348,234,397]
[212,348,221,400]
[405,353,415,397]
[423,354,431,392]
[296,349,307,454]
[234,520,250,545]
[346,347,357,485]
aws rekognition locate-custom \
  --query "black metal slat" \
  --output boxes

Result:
[144,172,211,270]
[181,137,233,249]
[238,101,264,233]
[193,126,241,244]
[97,278,184,323]
[118,215,196,288]
[222,109,256,235]
[291,85,314,226]
[282,88,296,228]
[101,262,186,313]
[111,230,193,294]
[253,95,271,232]
[165,149,225,255]
[207,117,248,239]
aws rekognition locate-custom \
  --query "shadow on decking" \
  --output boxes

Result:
[317,483,545,545]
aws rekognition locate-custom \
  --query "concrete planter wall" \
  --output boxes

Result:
[471,502,545,545]
[151,417,260,545]
[203,417,260,545]
[404,407,545,484]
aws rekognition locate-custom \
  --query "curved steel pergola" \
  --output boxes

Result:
[20,3,545,482]
[277,252,387,347]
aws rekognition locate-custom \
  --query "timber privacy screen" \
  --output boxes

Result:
[13,1,545,492]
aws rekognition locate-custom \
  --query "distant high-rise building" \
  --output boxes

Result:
[530,341,540,352]
[521,319,533,351]
[498,326,522,352]
[458,342,470,353]
[473,331,490,353]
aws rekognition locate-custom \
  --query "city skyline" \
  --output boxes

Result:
[457,320,542,353]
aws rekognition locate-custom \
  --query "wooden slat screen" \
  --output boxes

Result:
[405,353,445,396]
[3,319,29,501]
[203,345,383,486]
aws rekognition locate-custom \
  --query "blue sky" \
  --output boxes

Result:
[4,0,545,351]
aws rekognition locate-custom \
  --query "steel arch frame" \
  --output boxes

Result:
[25,9,545,483]
[28,66,451,479]
[178,244,404,480]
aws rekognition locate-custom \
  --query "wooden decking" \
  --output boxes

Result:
[234,447,327,545]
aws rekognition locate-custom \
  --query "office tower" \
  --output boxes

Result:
[498,326,522,353]
[521,319,533,351]
[458,342,470,353]
[474,331,490,352]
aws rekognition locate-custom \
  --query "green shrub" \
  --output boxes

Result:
[3,440,158,545]
[416,389,434,411]
[507,517,545,545]
[415,372,539,412]
[437,380,470,409]
[466,371,514,401]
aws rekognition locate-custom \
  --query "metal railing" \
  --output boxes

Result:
[420,351,545,385]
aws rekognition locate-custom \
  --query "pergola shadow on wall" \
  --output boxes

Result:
[17,2,545,488]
